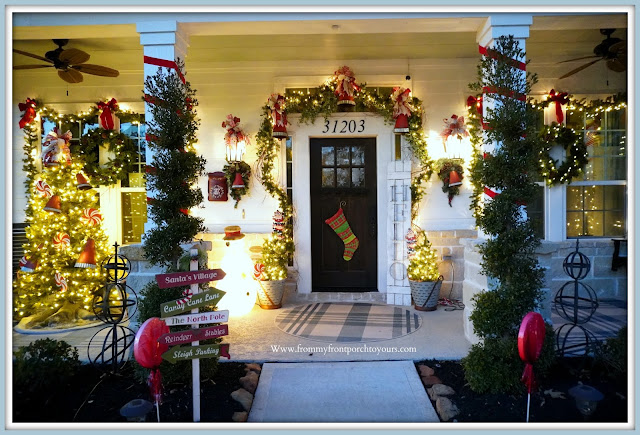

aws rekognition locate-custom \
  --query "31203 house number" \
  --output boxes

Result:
[322,119,366,134]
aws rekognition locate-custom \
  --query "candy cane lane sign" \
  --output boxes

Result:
[164,310,229,327]
[160,288,226,318]
[158,324,229,346]
[155,269,226,289]
[162,343,231,364]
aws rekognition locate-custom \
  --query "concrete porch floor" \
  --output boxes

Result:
[11,297,472,363]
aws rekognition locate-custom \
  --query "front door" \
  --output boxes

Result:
[310,138,377,292]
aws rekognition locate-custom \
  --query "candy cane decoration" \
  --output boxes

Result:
[82,208,103,226]
[54,273,67,292]
[253,263,265,280]
[35,180,53,198]
[53,233,70,250]
[175,288,193,306]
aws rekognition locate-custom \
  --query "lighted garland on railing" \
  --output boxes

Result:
[279,76,433,221]
[19,98,144,189]
[465,95,484,220]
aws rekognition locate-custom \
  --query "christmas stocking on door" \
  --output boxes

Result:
[325,207,359,261]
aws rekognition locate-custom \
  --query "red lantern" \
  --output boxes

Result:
[44,195,62,213]
[208,172,228,201]
[448,170,462,187]
[76,173,92,190]
[394,114,409,133]
[232,172,245,189]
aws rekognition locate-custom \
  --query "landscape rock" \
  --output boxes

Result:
[421,375,442,387]
[417,364,435,377]
[427,387,437,401]
[239,370,259,394]
[245,363,262,374]
[231,388,253,411]
[232,411,248,422]
[431,383,455,396]
[436,397,459,422]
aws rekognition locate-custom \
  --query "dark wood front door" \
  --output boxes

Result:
[310,138,377,292]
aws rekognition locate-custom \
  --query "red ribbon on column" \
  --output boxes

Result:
[548,89,569,124]
[143,56,186,84]
[97,98,118,130]
[18,98,37,129]
[478,45,527,71]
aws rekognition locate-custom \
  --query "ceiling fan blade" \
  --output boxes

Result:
[14,64,54,69]
[606,58,626,72]
[71,64,119,77]
[559,58,603,79]
[13,49,54,63]
[58,69,83,84]
[59,48,90,65]
[557,55,600,64]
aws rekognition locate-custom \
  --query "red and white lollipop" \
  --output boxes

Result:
[54,273,67,292]
[82,208,103,226]
[53,232,70,250]
[253,263,265,280]
[35,180,53,198]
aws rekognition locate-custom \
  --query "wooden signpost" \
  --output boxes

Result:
[155,248,229,422]
[162,343,231,363]
[160,288,226,318]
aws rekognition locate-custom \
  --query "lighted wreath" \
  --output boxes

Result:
[435,158,464,207]
[223,161,251,208]
[538,123,588,186]
[73,128,137,186]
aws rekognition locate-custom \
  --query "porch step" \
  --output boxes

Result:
[248,361,438,422]
[294,292,386,303]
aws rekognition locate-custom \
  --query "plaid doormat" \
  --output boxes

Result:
[275,303,422,343]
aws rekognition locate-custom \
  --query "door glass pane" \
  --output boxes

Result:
[321,147,334,166]
[336,147,350,166]
[351,146,365,165]
[321,168,335,187]
[336,168,350,187]
[352,168,365,187]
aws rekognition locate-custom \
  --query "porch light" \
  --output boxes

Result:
[225,138,246,163]
[568,384,603,417]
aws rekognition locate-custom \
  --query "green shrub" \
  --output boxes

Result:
[14,338,81,393]
[462,323,555,394]
[596,325,627,378]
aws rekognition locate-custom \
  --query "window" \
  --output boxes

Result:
[565,108,626,238]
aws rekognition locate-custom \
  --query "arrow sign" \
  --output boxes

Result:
[156,269,226,289]
[164,310,229,327]
[162,343,231,364]
[158,324,229,346]
[161,288,226,318]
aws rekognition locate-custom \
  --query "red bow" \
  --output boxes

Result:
[97,98,118,130]
[467,95,485,128]
[548,89,568,124]
[18,98,37,129]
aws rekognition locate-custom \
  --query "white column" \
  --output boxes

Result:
[136,20,190,233]
[463,15,533,343]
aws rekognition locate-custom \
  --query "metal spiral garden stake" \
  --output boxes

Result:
[553,239,599,357]
[87,242,137,373]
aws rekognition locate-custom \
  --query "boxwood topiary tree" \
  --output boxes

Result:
[462,35,555,394]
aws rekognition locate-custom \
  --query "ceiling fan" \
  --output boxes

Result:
[13,39,119,84]
[558,29,626,80]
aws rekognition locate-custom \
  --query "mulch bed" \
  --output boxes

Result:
[13,362,247,423]
[417,358,628,423]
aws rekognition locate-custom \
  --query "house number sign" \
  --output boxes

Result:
[322,119,366,134]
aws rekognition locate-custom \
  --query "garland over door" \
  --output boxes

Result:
[310,137,377,292]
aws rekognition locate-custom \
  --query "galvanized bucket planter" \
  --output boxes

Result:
[409,275,443,311]
[257,279,286,309]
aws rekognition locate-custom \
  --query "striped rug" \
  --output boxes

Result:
[275,303,422,343]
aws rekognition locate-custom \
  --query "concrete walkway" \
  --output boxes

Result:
[248,361,438,422]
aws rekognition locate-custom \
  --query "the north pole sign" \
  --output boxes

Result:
[155,269,226,289]
[160,288,226,318]
[163,310,229,327]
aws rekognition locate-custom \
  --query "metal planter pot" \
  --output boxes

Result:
[409,276,443,311]
[257,279,286,309]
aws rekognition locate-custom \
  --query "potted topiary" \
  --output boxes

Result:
[406,228,443,311]
[254,235,288,309]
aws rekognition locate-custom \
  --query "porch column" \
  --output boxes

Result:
[136,20,190,233]
[462,15,532,343]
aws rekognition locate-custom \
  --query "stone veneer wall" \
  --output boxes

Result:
[461,238,628,344]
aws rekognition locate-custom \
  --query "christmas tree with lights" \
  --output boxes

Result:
[407,229,440,282]
[14,128,109,328]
